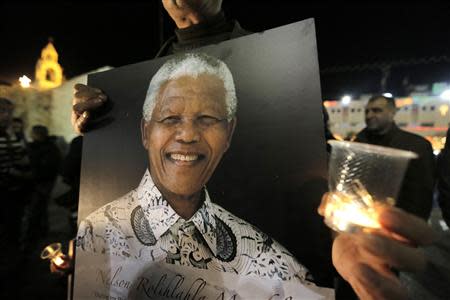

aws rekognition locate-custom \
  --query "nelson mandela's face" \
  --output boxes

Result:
[141,73,235,198]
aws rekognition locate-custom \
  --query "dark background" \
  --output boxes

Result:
[79,19,333,284]
[1,0,450,99]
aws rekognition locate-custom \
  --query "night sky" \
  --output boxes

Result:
[1,0,450,98]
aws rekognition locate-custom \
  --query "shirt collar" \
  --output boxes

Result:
[136,169,219,255]
[190,190,218,255]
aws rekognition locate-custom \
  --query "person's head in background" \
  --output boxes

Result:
[0,98,14,131]
[162,0,223,28]
[365,95,397,135]
[12,117,25,137]
[31,125,49,142]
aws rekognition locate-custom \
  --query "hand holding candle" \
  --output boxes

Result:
[320,202,438,300]
[41,242,73,274]
[324,141,417,233]
[319,141,440,299]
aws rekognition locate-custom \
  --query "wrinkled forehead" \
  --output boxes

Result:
[158,74,225,101]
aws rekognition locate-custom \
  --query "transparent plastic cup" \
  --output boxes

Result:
[324,140,418,233]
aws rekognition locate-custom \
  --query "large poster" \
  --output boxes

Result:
[74,19,331,298]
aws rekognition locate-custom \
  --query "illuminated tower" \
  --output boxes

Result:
[35,39,64,89]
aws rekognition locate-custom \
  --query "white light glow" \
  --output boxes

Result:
[382,93,393,98]
[440,89,450,101]
[324,192,381,232]
[19,75,31,88]
[341,95,352,105]
[53,255,65,267]
[440,105,449,116]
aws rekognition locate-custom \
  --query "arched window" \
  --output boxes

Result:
[46,68,55,82]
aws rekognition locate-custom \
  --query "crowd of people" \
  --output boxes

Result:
[1,0,449,299]
[0,97,85,298]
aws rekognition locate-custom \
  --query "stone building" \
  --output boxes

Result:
[0,41,111,145]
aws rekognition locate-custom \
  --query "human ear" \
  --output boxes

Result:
[141,118,149,150]
[224,117,237,152]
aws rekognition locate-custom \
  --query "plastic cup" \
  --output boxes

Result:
[324,140,418,232]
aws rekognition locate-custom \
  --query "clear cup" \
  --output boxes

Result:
[324,140,418,233]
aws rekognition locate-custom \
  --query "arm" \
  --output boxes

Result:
[397,140,436,220]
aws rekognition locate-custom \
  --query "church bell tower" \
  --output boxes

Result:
[35,38,64,90]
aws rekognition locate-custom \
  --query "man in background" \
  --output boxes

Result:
[23,125,61,249]
[355,95,435,220]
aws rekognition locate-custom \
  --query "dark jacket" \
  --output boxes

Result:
[156,12,250,58]
[355,124,436,220]
[438,128,450,226]
[29,138,61,183]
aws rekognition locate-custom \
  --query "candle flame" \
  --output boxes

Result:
[324,192,381,232]
[53,255,65,267]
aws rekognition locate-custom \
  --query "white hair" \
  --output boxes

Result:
[143,52,237,121]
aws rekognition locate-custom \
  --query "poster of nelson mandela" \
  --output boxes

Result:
[74,19,333,299]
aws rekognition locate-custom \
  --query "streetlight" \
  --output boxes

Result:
[382,92,393,98]
[440,89,450,101]
[19,75,31,88]
[341,95,352,106]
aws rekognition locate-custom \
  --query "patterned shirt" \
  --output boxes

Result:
[76,169,310,282]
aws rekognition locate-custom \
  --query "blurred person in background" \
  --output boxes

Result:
[12,117,27,143]
[22,125,61,251]
[355,95,435,221]
[0,97,32,296]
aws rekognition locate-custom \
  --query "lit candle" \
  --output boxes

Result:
[53,255,66,267]
[324,193,381,232]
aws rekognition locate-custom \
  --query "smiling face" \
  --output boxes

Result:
[142,74,235,199]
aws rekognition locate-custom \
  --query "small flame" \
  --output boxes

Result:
[324,192,381,232]
[19,75,31,88]
[53,255,65,267]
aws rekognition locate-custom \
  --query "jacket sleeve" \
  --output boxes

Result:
[397,139,436,220]
[438,129,450,227]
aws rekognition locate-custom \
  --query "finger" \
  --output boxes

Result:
[75,111,90,133]
[73,91,106,109]
[73,84,105,108]
[363,227,414,246]
[317,192,330,216]
[74,83,102,94]
[73,97,105,113]
[377,206,437,246]
[348,263,407,300]
[356,233,427,272]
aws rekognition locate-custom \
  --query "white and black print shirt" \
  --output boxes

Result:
[77,170,310,282]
